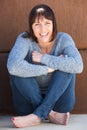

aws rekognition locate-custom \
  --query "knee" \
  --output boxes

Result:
[9,74,21,83]
[10,75,33,85]
[53,71,75,84]
[54,70,74,77]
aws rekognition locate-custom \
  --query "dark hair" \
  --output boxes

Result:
[23,4,57,42]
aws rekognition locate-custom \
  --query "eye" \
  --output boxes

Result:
[45,21,52,25]
[35,23,40,26]
[46,22,50,24]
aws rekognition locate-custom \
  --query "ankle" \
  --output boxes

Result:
[32,114,42,121]
[49,110,55,116]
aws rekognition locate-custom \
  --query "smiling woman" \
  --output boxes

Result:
[32,17,53,48]
[7,4,83,128]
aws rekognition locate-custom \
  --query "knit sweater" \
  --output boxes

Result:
[7,32,83,93]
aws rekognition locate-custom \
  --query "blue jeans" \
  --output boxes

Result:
[10,70,75,120]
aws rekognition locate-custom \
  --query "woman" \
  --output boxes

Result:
[7,4,83,128]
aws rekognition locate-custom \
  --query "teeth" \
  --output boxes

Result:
[40,33,48,36]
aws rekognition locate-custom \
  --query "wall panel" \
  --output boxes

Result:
[0,0,87,51]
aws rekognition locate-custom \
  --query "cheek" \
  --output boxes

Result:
[33,29,39,37]
[49,25,53,33]
[49,28,53,35]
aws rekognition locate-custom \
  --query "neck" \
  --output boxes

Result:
[38,41,54,54]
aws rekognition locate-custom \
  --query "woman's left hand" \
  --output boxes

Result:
[32,51,43,63]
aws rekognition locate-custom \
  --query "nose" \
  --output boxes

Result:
[40,24,46,32]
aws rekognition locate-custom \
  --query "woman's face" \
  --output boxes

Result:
[32,16,53,44]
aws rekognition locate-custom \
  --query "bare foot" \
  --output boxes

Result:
[48,110,69,125]
[11,114,42,128]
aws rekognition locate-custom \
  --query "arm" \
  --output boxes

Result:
[40,33,83,74]
[7,34,50,77]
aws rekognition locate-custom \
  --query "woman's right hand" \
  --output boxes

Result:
[48,68,55,73]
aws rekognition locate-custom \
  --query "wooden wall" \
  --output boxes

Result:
[0,0,87,114]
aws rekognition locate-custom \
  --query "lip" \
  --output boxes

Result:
[40,32,48,37]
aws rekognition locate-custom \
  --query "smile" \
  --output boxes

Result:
[40,33,48,37]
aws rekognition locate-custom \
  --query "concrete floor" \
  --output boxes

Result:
[0,114,87,130]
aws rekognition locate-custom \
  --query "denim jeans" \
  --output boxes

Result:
[10,70,75,120]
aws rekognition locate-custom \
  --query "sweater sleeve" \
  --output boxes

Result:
[40,33,83,74]
[7,33,49,77]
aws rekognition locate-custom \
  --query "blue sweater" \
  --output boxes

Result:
[7,32,83,93]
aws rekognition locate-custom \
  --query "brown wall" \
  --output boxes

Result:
[0,0,87,51]
[0,0,87,114]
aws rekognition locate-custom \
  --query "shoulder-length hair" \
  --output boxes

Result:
[23,4,57,42]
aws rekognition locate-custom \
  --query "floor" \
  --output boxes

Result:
[0,114,87,130]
